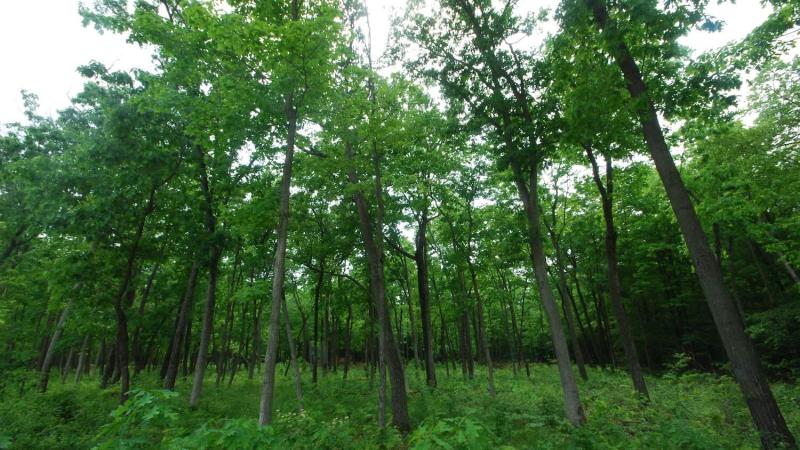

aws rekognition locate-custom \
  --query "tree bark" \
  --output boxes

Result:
[585,145,648,397]
[249,297,263,380]
[585,0,795,445]
[282,291,304,412]
[399,255,420,373]
[164,262,199,389]
[415,214,437,387]
[312,259,324,383]
[555,275,588,379]
[259,83,298,424]
[61,346,75,383]
[74,335,90,383]
[467,259,496,395]
[190,143,223,408]
[38,299,73,393]
[345,141,411,432]
[132,264,159,376]
[512,162,586,426]
[343,303,353,379]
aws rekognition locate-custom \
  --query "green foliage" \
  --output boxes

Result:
[167,418,280,449]
[3,367,798,449]
[409,416,501,450]
[94,389,179,449]
[2,1,800,449]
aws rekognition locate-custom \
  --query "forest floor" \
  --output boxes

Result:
[1,364,798,449]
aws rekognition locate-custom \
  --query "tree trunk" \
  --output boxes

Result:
[218,245,241,386]
[249,297,263,380]
[400,255,420,373]
[165,262,199,389]
[95,339,105,377]
[345,141,410,432]
[518,288,532,377]
[39,299,73,393]
[312,260,323,383]
[190,143,223,409]
[585,1,795,445]
[114,301,131,404]
[61,346,75,383]
[778,252,799,285]
[259,81,298,425]
[512,162,585,426]
[343,303,353,379]
[132,264,159,376]
[554,276,588,380]
[585,145,648,397]
[100,344,115,389]
[282,291,303,412]
[467,259,496,395]
[415,215,437,387]
[188,258,219,400]
[217,295,236,387]
[74,335,90,384]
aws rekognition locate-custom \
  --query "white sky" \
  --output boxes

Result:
[0,0,771,126]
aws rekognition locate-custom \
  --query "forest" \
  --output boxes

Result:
[0,0,799,448]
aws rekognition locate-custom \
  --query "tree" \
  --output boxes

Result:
[568,0,796,445]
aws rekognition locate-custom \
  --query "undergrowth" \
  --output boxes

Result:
[1,364,797,449]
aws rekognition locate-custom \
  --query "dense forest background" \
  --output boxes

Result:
[0,0,798,448]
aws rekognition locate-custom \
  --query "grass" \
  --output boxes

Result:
[1,364,798,449]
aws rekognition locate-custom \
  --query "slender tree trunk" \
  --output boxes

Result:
[415,215,437,387]
[218,245,241,386]
[749,241,778,306]
[727,238,746,319]
[182,318,193,378]
[512,162,585,426]
[312,261,323,383]
[467,260,496,395]
[439,312,451,378]
[61,346,75,383]
[101,344,115,389]
[585,1,795,445]
[585,145,648,397]
[343,303,353,379]
[345,141,411,432]
[778,252,799,285]
[569,256,606,367]
[165,262,199,389]
[132,264,159,376]
[39,299,73,393]
[190,143,223,409]
[249,297,263,380]
[114,301,131,404]
[282,291,303,412]
[554,276,588,380]
[259,78,298,424]
[400,256,420,373]
[217,295,236,387]
[322,294,330,374]
[518,288,532,377]
[74,335,90,384]
[114,186,157,404]
[431,267,451,378]
[95,339,105,377]
[331,308,339,373]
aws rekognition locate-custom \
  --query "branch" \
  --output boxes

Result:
[303,263,366,290]
[298,145,328,159]
[385,235,416,260]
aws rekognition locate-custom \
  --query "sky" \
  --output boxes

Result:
[0,0,772,126]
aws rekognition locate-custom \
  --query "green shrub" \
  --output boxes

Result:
[93,389,178,449]
[409,416,507,450]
